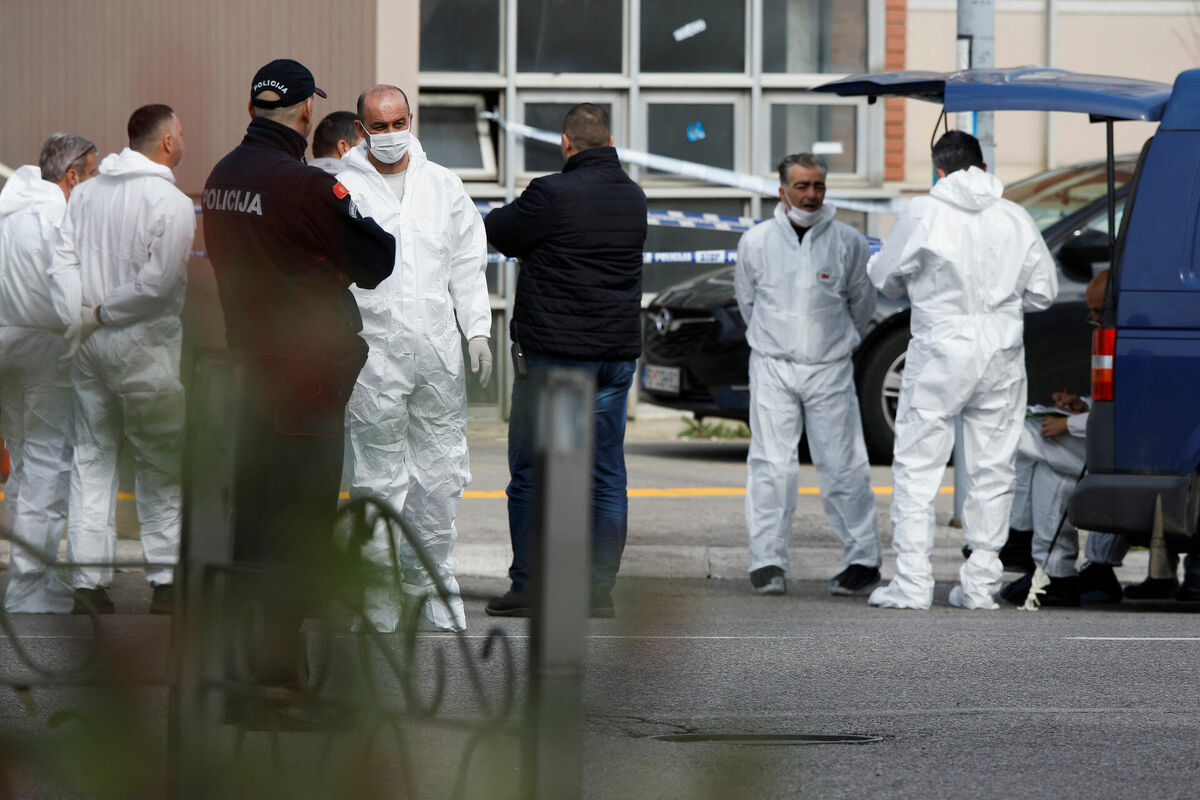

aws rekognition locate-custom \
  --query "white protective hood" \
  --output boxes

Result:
[48,148,194,328]
[0,165,68,330]
[867,165,1058,412]
[734,201,875,365]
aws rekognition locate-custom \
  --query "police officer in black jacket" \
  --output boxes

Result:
[203,59,394,707]
[484,103,647,619]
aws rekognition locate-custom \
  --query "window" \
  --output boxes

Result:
[418,94,497,181]
[520,95,621,173]
[419,0,501,73]
[518,0,623,73]
[640,0,746,73]
[762,0,868,75]
[646,100,739,174]
[768,102,859,175]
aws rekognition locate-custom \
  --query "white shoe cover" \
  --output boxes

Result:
[352,582,402,633]
[868,581,931,610]
[948,584,999,610]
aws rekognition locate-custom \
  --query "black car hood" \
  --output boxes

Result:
[650,267,738,311]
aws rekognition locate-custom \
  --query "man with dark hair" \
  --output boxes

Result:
[50,104,193,615]
[0,132,96,613]
[866,130,1058,610]
[310,110,362,176]
[735,152,880,598]
[483,102,647,619]
[203,59,394,708]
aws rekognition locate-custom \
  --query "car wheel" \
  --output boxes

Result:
[857,326,910,464]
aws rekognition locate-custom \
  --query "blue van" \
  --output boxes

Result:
[816,67,1193,548]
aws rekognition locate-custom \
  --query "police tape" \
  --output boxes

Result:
[187,248,738,264]
[485,250,738,265]
[481,112,908,216]
[474,200,758,232]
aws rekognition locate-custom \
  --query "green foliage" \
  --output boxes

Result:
[677,415,750,440]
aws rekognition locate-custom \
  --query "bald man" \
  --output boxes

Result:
[336,85,491,632]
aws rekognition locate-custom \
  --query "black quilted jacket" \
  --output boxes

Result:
[485,146,647,360]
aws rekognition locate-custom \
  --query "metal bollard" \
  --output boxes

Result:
[527,368,595,800]
[170,350,240,797]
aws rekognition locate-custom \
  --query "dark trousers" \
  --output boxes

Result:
[230,349,363,686]
[506,353,636,600]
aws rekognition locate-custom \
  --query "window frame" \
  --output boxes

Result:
[417,92,499,182]
[760,91,869,183]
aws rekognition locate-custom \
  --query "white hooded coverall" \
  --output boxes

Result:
[49,148,194,590]
[0,166,77,612]
[735,203,880,575]
[336,138,490,632]
[868,166,1057,610]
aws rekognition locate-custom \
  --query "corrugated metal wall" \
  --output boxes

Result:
[0,0,421,195]
[0,0,419,348]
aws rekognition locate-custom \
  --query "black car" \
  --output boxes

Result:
[640,157,1136,462]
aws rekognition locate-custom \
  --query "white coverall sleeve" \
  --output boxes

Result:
[447,186,492,340]
[1020,230,1058,312]
[1067,410,1088,438]
[845,233,876,336]
[734,234,757,325]
[867,208,925,300]
[48,207,82,328]
[97,194,195,326]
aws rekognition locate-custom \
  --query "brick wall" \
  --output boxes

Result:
[885,0,906,182]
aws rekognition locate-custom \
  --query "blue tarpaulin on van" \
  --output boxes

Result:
[813,67,1172,122]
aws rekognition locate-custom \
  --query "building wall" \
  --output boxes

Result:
[904,0,1196,185]
[0,0,419,195]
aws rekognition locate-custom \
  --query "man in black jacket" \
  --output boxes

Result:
[484,103,647,618]
[203,59,394,706]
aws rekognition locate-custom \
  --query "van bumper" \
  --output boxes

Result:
[1068,473,1200,544]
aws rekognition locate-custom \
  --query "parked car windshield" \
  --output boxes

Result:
[1003,159,1136,232]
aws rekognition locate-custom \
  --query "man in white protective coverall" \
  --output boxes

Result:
[50,104,195,615]
[867,130,1057,610]
[337,85,492,632]
[0,133,98,613]
[734,152,881,597]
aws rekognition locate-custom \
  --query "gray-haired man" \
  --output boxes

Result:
[0,133,97,612]
[734,153,881,597]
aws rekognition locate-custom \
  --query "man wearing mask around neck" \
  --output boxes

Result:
[867,130,1057,611]
[0,132,97,614]
[50,105,195,616]
[203,60,395,716]
[335,84,491,633]
[734,153,881,598]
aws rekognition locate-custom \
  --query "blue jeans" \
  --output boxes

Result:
[506,354,636,599]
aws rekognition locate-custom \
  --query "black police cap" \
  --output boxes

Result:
[250,59,327,109]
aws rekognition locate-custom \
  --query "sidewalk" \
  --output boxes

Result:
[1,402,1152,586]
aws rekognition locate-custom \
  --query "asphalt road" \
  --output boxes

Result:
[1,573,1198,799]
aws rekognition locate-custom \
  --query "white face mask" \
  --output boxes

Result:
[365,128,410,165]
[785,202,821,228]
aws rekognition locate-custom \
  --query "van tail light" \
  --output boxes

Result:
[1092,327,1116,401]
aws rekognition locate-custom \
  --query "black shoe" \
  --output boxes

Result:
[485,591,531,617]
[71,587,115,615]
[1175,582,1200,602]
[829,565,881,596]
[999,529,1036,573]
[590,589,615,619]
[1038,575,1081,607]
[750,566,786,595]
[1123,576,1178,600]
[149,584,174,615]
[1078,563,1123,604]
[1000,572,1033,606]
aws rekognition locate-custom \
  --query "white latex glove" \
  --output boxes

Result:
[60,306,99,366]
[468,336,492,389]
